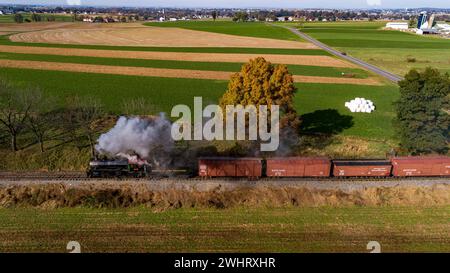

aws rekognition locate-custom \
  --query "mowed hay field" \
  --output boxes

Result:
[0,21,399,159]
[299,21,450,76]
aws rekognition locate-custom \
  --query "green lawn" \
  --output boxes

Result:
[299,21,450,76]
[144,21,304,41]
[0,68,397,140]
[0,51,369,78]
[0,206,448,252]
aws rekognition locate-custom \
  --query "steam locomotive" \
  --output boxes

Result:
[87,158,151,178]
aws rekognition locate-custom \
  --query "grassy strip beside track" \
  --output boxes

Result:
[0,68,396,140]
[144,21,303,41]
[0,51,369,78]
[0,35,327,55]
[0,206,449,252]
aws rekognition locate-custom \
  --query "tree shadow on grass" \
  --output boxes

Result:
[299,109,354,150]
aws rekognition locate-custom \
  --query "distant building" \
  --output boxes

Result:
[436,23,450,33]
[386,22,408,30]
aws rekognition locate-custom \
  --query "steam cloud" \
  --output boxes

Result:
[95,115,174,167]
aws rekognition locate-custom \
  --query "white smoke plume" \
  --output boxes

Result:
[95,114,174,167]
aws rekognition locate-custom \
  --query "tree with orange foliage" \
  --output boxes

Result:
[219,57,300,131]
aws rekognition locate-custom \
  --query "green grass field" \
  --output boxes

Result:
[295,83,398,140]
[0,206,448,252]
[0,68,397,141]
[0,51,369,78]
[299,21,450,76]
[0,13,73,23]
[144,21,303,41]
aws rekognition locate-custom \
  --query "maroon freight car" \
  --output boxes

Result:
[391,156,450,177]
[332,160,392,177]
[266,157,331,177]
[198,157,263,178]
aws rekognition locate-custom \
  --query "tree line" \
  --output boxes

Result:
[0,80,103,157]
[14,13,59,23]
[0,79,160,158]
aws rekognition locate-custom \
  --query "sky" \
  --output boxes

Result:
[5,0,450,9]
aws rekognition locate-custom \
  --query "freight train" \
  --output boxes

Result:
[88,156,450,179]
[197,156,450,178]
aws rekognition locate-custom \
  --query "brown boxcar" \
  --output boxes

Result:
[332,160,392,177]
[266,157,331,177]
[198,157,262,178]
[391,156,450,177]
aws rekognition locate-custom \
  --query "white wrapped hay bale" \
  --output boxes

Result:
[345,98,376,113]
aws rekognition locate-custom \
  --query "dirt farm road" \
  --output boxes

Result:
[277,25,404,83]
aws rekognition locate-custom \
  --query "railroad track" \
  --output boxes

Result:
[0,171,193,182]
[0,171,449,183]
[0,172,87,181]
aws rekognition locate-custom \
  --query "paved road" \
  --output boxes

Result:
[280,25,404,83]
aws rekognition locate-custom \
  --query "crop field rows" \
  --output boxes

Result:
[0,206,449,252]
[0,21,399,156]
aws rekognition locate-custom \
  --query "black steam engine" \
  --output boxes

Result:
[87,158,151,178]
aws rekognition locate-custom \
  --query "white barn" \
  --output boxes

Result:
[386,22,408,30]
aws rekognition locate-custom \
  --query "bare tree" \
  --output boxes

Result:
[26,94,57,153]
[0,80,40,152]
[65,96,104,158]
